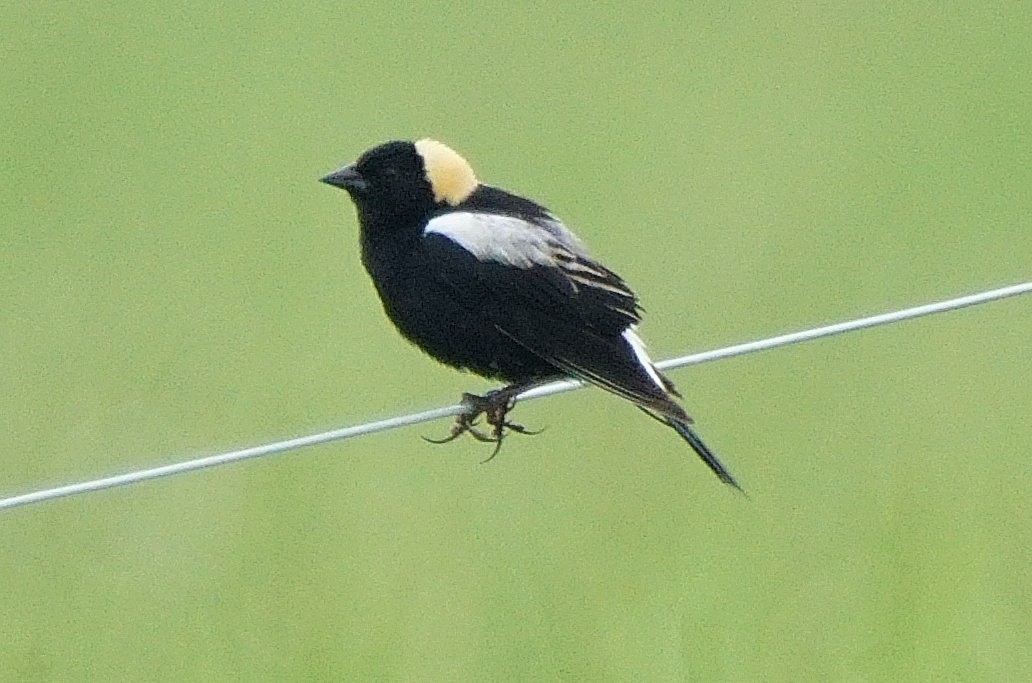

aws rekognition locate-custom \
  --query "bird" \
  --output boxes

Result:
[321,139,740,489]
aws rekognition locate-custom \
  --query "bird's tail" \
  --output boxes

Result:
[667,418,743,492]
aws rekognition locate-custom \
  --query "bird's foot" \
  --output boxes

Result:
[423,385,542,461]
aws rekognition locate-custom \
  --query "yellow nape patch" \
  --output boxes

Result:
[415,139,478,205]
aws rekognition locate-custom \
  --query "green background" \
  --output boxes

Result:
[2,3,1030,680]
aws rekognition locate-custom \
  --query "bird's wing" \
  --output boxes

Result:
[423,212,686,419]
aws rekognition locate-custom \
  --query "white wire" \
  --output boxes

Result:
[2,281,1029,511]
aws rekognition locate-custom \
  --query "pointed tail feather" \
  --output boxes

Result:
[667,419,742,491]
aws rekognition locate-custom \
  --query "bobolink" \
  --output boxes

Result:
[322,140,739,488]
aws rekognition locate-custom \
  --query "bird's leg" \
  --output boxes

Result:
[422,402,495,445]
[476,386,530,461]
[423,382,544,458]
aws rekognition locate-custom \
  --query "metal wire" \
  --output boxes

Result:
[2,281,1029,511]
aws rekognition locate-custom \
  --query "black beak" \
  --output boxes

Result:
[320,164,368,192]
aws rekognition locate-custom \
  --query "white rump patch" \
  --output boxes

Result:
[622,327,666,389]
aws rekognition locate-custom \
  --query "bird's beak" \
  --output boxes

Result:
[320,164,368,192]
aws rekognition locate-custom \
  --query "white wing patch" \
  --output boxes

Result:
[425,212,574,269]
[622,327,666,390]
[426,211,639,318]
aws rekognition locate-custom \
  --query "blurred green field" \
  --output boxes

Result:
[2,3,1030,680]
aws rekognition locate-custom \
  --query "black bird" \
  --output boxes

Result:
[321,139,739,488]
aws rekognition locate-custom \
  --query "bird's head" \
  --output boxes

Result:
[322,139,478,229]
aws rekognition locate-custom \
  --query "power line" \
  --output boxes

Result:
[2,281,1029,512]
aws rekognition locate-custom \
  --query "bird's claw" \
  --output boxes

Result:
[423,387,542,460]
[422,409,494,445]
